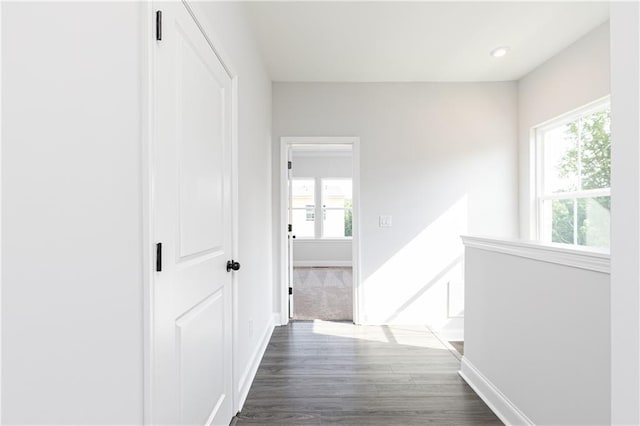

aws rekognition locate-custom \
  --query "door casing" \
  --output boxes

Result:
[279,136,362,325]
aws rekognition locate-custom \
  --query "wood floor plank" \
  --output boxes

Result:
[233,321,503,425]
[242,395,492,413]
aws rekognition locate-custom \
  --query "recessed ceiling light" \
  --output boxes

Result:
[490,46,510,58]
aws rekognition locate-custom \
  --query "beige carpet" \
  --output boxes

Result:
[292,267,352,321]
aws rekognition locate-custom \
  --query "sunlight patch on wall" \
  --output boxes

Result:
[363,196,468,331]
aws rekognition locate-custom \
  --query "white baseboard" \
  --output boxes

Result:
[459,357,533,426]
[293,260,352,267]
[236,316,274,413]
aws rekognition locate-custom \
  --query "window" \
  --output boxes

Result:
[291,177,353,239]
[321,179,353,238]
[291,179,315,238]
[535,100,611,248]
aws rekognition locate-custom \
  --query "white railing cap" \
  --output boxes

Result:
[461,235,610,274]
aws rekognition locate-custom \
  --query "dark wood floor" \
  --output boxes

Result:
[233,321,502,425]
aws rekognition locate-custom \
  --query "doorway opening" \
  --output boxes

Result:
[280,137,361,324]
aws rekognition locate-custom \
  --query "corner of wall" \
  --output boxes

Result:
[236,315,275,413]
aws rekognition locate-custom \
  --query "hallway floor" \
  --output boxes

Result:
[234,321,502,425]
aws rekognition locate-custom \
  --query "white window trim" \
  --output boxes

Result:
[532,96,611,247]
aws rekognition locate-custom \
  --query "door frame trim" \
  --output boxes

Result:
[144,1,241,423]
[279,136,363,325]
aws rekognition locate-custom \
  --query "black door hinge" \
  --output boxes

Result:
[289,287,293,295]
[288,224,292,232]
[287,161,292,170]
[156,10,162,41]
[156,242,163,272]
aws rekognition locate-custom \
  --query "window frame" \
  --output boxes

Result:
[533,97,611,247]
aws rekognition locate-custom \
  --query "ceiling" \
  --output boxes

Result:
[244,1,610,82]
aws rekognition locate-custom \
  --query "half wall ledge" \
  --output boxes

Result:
[460,235,610,274]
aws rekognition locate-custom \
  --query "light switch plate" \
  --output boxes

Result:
[379,215,392,227]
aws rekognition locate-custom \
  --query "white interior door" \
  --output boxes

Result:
[153,2,234,425]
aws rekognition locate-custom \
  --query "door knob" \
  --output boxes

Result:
[226,260,241,272]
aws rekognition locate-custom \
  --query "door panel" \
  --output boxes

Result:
[176,291,225,425]
[177,27,225,258]
[154,2,233,425]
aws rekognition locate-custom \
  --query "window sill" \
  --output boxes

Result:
[461,235,610,274]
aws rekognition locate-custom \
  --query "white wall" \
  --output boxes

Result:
[273,83,518,335]
[515,20,627,424]
[293,240,351,266]
[2,3,145,423]
[610,3,640,424]
[2,2,273,423]
[189,2,274,411]
[291,152,352,265]
[518,22,610,238]
[291,153,352,179]
[462,241,610,425]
